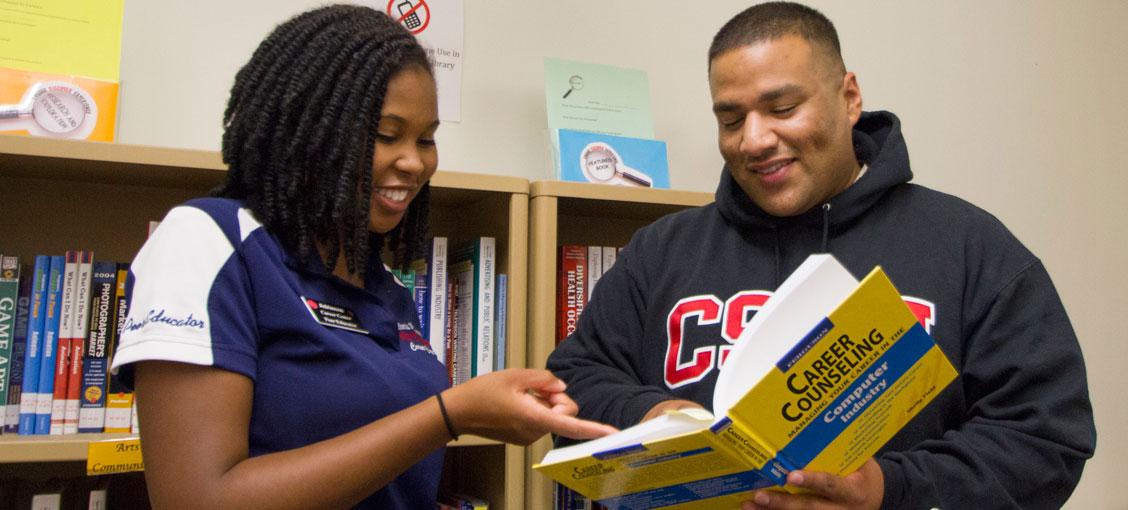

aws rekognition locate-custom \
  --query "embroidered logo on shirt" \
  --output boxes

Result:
[397,321,435,356]
[124,309,207,332]
[302,296,369,335]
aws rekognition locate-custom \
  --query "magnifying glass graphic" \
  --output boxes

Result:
[0,81,98,139]
[580,143,654,187]
[562,75,584,98]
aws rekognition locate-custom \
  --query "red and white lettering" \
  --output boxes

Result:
[664,295,722,388]
[902,297,936,334]
[718,291,773,367]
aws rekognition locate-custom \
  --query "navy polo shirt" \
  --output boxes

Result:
[112,197,449,509]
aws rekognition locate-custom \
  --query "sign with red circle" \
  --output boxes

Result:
[386,0,431,35]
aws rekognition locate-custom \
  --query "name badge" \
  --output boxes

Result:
[302,296,369,334]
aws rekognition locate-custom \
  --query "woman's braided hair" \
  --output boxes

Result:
[216,4,432,279]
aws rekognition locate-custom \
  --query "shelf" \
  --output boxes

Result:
[0,433,139,463]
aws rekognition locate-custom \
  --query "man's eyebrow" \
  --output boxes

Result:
[712,84,805,114]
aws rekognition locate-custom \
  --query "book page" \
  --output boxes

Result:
[712,255,858,416]
[539,408,714,465]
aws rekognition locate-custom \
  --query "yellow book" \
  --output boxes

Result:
[535,254,958,509]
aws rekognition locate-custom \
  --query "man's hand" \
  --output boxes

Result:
[741,458,884,510]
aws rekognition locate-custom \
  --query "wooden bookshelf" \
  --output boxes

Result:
[524,180,713,508]
[0,134,528,510]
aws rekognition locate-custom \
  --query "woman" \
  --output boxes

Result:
[110,5,614,509]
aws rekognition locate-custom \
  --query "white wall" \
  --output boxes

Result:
[118,1,1126,507]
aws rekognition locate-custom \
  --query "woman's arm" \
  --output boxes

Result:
[136,361,613,510]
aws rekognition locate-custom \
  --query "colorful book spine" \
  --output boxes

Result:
[103,263,134,433]
[426,237,448,365]
[556,245,586,344]
[63,251,94,434]
[49,250,80,435]
[4,262,31,433]
[78,261,118,433]
[33,255,65,435]
[410,255,430,345]
[450,237,495,378]
[0,255,20,417]
[18,255,51,434]
[449,258,474,385]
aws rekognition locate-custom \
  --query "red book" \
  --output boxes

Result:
[556,245,587,345]
[63,251,93,434]
[49,251,80,435]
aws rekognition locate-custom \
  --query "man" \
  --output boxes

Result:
[546,2,1096,509]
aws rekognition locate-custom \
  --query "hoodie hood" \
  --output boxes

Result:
[715,110,912,231]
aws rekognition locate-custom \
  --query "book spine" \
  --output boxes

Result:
[49,250,80,435]
[557,245,586,344]
[427,237,448,365]
[450,259,474,385]
[0,255,20,418]
[4,261,31,433]
[63,251,93,434]
[33,255,65,435]
[77,261,117,433]
[473,237,495,377]
[601,246,617,277]
[103,264,134,433]
[444,279,457,385]
[586,246,602,302]
[18,255,51,434]
[494,273,507,373]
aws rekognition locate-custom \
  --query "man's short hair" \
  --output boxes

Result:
[708,1,844,73]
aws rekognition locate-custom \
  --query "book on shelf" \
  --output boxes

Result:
[18,255,51,434]
[416,237,448,365]
[78,261,120,433]
[4,259,31,433]
[493,273,507,373]
[103,263,133,434]
[450,237,495,380]
[33,255,65,435]
[49,251,82,435]
[63,251,94,434]
[600,246,617,279]
[0,254,20,422]
[586,246,602,302]
[535,254,958,509]
[556,245,587,344]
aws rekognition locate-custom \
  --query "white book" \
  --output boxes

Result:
[63,252,94,434]
[427,237,448,365]
[601,245,617,275]
[586,246,602,301]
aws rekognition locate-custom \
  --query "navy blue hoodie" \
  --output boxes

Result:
[548,111,1095,509]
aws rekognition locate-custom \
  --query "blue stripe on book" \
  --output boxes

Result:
[599,468,775,510]
[775,322,935,468]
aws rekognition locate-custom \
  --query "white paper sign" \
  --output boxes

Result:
[374,0,465,122]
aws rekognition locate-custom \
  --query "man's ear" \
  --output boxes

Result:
[842,71,863,125]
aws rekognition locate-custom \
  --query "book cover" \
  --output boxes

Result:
[450,237,495,378]
[33,255,65,435]
[77,261,119,433]
[553,129,670,189]
[4,261,31,433]
[494,273,507,373]
[535,254,958,509]
[556,245,586,344]
[18,255,52,434]
[63,251,94,433]
[103,263,133,434]
[0,255,20,417]
[49,250,80,435]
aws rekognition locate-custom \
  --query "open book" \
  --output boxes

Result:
[535,254,958,510]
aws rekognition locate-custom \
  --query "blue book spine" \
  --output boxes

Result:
[33,255,65,435]
[494,273,507,373]
[18,255,51,434]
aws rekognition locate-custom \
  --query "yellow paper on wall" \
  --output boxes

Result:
[0,0,125,81]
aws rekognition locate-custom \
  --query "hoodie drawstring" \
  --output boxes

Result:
[821,203,832,253]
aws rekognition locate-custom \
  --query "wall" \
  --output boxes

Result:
[118,1,1126,507]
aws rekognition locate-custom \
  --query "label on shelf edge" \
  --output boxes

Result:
[86,437,144,475]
